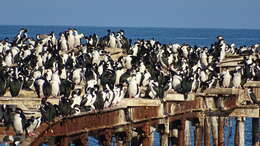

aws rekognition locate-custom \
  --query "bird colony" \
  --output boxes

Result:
[0,28,259,142]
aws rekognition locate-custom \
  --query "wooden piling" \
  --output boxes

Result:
[204,117,210,146]
[218,117,225,146]
[210,116,218,146]
[234,117,244,146]
[252,118,259,146]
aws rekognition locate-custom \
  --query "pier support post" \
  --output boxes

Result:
[210,116,218,146]
[116,136,123,146]
[178,120,185,146]
[252,118,259,146]
[204,117,210,146]
[184,120,191,146]
[60,136,69,146]
[159,119,169,146]
[169,128,178,146]
[234,117,244,146]
[194,122,202,146]
[73,133,88,146]
[218,117,225,146]
[140,122,153,146]
[98,130,112,146]
[123,127,132,146]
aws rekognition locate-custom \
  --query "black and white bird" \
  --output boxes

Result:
[9,75,23,97]
[127,75,140,98]
[13,108,26,135]
[25,116,41,136]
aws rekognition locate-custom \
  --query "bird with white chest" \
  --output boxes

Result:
[13,108,26,135]
[232,67,242,88]
[222,70,231,88]
[127,75,140,98]
[50,72,60,97]
[67,29,75,50]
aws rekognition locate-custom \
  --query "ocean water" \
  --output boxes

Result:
[0,25,260,145]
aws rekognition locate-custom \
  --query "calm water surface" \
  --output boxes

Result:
[0,25,260,146]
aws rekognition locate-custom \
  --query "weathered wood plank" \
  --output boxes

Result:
[204,88,242,95]
[244,81,260,87]
[118,98,161,107]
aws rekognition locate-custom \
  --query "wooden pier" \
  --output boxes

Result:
[0,54,259,146]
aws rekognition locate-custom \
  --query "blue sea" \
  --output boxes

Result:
[0,25,260,146]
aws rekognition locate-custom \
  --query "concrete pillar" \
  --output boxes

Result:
[210,116,218,146]
[184,120,191,146]
[141,122,153,146]
[116,137,123,146]
[178,120,185,146]
[194,124,202,146]
[234,117,245,146]
[160,119,169,146]
[123,127,133,146]
[218,117,225,146]
[252,118,259,146]
[204,117,210,146]
[99,130,112,146]
[169,128,178,146]
[60,136,69,146]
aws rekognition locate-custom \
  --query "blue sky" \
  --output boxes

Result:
[1,0,259,29]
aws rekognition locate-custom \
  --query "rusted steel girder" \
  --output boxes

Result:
[45,109,126,137]
[167,97,204,116]
[130,106,163,122]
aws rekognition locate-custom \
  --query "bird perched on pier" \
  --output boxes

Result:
[50,72,60,97]
[67,29,75,50]
[14,28,28,45]
[59,33,68,51]
[13,108,26,135]
[25,116,41,136]
[40,100,59,122]
[0,69,9,96]
[71,89,82,108]
[60,79,75,98]
[232,67,242,88]
[247,88,260,104]
[221,70,231,88]
[9,74,24,97]
[108,32,117,48]
[127,75,140,98]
